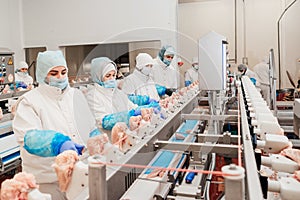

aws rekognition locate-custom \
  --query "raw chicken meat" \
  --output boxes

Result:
[52,150,79,192]
[280,148,300,166]
[146,168,165,178]
[87,133,109,155]
[0,172,38,200]
[141,108,153,122]
[111,122,136,152]
[129,116,142,131]
[294,170,300,181]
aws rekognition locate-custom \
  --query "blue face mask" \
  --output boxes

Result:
[163,59,171,66]
[102,79,117,88]
[48,76,69,90]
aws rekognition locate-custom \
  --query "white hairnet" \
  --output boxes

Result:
[164,46,176,56]
[177,57,182,62]
[36,50,67,84]
[136,53,154,70]
[16,61,29,70]
[238,64,247,71]
[192,57,198,64]
[91,57,116,83]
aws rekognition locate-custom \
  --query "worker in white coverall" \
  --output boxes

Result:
[185,57,199,86]
[13,50,100,200]
[15,61,34,89]
[122,53,160,101]
[85,57,137,132]
[152,45,179,96]
[253,57,271,106]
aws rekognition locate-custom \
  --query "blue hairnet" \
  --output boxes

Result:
[36,51,67,84]
[158,45,176,61]
[91,57,117,83]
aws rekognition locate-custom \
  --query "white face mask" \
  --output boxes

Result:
[48,76,69,90]
[17,71,28,78]
[141,66,152,76]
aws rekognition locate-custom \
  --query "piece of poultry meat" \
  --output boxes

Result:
[52,150,79,192]
[0,172,38,200]
[87,133,109,156]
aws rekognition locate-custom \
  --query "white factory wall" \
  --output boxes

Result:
[1,0,299,88]
[21,0,178,51]
[178,0,300,89]
[0,0,24,64]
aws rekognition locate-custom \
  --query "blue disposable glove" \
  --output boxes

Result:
[16,81,27,89]
[89,128,101,137]
[148,98,158,104]
[250,78,257,86]
[185,80,192,87]
[128,94,150,106]
[59,141,84,155]
[133,109,142,116]
[155,84,167,96]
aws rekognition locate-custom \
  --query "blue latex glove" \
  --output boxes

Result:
[89,128,101,137]
[16,81,27,89]
[128,94,150,106]
[59,141,84,155]
[148,98,158,104]
[133,109,142,116]
[155,84,167,96]
[185,80,192,87]
[250,78,256,86]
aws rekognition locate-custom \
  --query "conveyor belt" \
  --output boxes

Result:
[121,120,199,200]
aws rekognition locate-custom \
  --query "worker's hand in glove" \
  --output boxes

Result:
[59,141,84,155]
[133,109,142,116]
[16,81,28,89]
[148,98,159,104]
[165,88,177,96]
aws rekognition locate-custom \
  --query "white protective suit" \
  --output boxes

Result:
[12,51,97,190]
[86,83,136,128]
[122,53,160,101]
[152,57,179,89]
[185,67,198,84]
[122,70,160,101]
[13,85,96,183]
[253,60,270,106]
[85,57,136,130]
[15,61,33,86]
[244,68,257,80]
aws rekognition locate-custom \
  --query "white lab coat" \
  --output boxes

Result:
[185,67,199,83]
[152,57,179,89]
[122,69,160,101]
[15,72,33,86]
[244,68,257,80]
[253,61,270,105]
[12,85,97,184]
[85,83,137,128]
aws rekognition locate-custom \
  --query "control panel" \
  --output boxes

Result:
[0,53,14,85]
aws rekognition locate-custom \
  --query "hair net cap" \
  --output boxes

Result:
[36,51,67,84]
[17,61,29,70]
[164,46,176,56]
[238,64,247,71]
[136,53,154,69]
[158,45,176,61]
[91,57,116,83]
[192,57,198,64]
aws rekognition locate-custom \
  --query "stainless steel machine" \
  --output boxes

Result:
[0,52,25,177]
